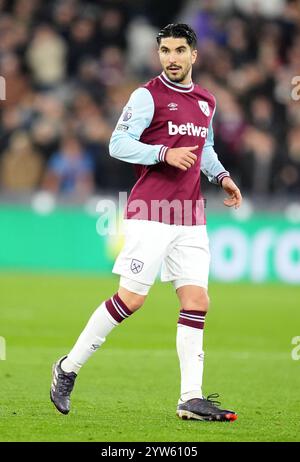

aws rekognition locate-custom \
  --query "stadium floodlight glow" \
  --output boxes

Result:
[31,191,56,215]
[285,203,300,223]
[230,198,253,221]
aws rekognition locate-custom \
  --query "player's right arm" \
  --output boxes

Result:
[109,87,169,164]
[109,88,197,169]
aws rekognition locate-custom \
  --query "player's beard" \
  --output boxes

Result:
[164,63,192,84]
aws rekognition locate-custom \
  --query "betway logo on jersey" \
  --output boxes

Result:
[168,121,208,138]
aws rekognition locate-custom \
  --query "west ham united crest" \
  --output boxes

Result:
[198,100,210,116]
[130,259,144,274]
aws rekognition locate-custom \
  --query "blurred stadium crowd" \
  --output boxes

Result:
[0,0,300,201]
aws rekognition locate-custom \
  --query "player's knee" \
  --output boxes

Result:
[118,286,146,312]
[201,293,210,312]
[178,288,210,312]
[187,293,210,312]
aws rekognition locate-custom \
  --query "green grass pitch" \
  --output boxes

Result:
[0,273,299,442]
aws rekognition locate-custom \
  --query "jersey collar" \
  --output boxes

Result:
[159,72,194,93]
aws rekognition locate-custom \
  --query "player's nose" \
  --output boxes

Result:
[168,53,177,64]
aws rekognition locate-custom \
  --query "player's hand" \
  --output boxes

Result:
[165,145,198,171]
[222,177,242,209]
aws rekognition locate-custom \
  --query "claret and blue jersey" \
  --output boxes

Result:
[109,72,229,225]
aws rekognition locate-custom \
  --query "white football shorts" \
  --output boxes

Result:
[112,219,210,294]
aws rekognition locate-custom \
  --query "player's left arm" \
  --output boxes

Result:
[221,176,242,209]
[201,118,242,209]
[200,115,229,185]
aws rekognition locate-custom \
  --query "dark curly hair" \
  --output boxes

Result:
[156,23,197,50]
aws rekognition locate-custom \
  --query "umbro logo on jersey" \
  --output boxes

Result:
[168,121,208,138]
[198,100,210,116]
[168,102,178,111]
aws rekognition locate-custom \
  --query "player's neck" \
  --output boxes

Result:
[162,71,193,88]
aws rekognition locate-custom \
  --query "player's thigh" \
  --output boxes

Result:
[113,219,173,288]
[161,225,210,294]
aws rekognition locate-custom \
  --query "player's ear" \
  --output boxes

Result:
[191,49,197,64]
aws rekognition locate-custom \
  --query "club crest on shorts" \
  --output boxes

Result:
[198,100,210,116]
[130,259,144,274]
